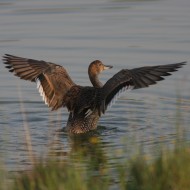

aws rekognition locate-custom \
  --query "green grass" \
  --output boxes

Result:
[13,160,109,190]
[125,147,190,190]
[1,95,189,190]
[0,144,190,190]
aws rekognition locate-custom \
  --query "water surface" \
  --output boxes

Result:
[0,0,190,180]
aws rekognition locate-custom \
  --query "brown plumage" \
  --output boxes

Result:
[3,54,186,134]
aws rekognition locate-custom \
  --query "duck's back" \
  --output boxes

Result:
[64,85,102,133]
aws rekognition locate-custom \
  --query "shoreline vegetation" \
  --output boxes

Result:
[1,98,189,190]
[1,144,190,189]
[1,136,190,189]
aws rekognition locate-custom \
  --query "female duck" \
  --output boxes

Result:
[3,54,185,134]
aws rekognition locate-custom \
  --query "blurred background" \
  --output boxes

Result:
[0,0,190,178]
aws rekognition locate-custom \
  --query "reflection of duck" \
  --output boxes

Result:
[3,54,186,133]
[49,132,107,175]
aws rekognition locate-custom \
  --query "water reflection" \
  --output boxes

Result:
[0,0,190,175]
[48,131,108,176]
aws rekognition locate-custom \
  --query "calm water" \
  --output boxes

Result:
[0,0,190,178]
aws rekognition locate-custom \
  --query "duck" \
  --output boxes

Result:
[3,54,186,134]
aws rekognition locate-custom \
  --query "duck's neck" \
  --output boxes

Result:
[89,74,103,88]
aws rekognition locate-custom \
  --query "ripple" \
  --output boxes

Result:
[0,0,189,178]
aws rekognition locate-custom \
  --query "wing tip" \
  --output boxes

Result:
[172,62,186,70]
[179,61,187,65]
[3,54,14,60]
[2,54,18,67]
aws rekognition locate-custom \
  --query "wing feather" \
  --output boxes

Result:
[3,54,76,110]
[101,62,186,113]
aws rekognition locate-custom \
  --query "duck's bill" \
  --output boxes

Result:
[104,65,113,70]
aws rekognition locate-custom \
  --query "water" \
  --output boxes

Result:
[0,0,190,178]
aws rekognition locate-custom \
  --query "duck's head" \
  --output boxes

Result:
[88,60,113,76]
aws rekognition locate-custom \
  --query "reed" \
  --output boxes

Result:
[0,143,188,190]
[1,94,189,189]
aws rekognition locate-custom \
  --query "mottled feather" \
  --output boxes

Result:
[3,54,186,134]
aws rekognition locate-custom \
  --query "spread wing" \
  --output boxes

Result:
[3,54,76,110]
[100,62,186,113]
